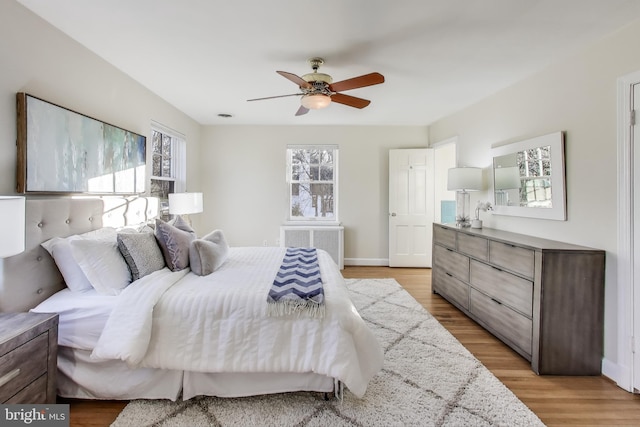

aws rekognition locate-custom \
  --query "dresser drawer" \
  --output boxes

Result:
[470,260,533,317]
[469,289,532,356]
[433,225,456,249]
[433,269,469,310]
[0,333,48,403]
[434,244,470,282]
[458,233,488,261]
[489,241,535,279]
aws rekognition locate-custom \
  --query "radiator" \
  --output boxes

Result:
[280,225,344,270]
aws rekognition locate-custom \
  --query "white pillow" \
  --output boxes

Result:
[41,227,118,292]
[70,239,131,296]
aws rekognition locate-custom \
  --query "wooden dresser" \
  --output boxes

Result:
[0,312,58,403]
[432,223,605,375]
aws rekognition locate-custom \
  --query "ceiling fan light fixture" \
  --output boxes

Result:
[301,94,331,110]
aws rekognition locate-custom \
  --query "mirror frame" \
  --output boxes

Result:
[491,131,566,220]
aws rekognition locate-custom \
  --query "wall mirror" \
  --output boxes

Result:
[491,131,566,220]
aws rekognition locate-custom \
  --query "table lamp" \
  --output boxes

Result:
[0,196,26,257]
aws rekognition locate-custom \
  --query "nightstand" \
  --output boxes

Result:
[0,312,58,403]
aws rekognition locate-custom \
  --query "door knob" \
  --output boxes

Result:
[390,212,397,217]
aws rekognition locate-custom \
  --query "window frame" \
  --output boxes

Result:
[149,122,186,219]
[286,145,339,224]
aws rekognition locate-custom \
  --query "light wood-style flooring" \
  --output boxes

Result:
[63,266,640,426]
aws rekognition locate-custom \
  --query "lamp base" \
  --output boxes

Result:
[455,190,471,228]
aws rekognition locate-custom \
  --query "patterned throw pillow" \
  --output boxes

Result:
[189,229,229,276]
[117,232,166,281]
[154,216,195,271]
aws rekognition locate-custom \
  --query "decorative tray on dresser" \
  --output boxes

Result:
[0,312,58,403]
[432,223,605,375]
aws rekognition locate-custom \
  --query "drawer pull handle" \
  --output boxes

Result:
[446,248,453,252]
[0,369,20,388]
[445,272,453,277]
[492,266,503,272]
[491,298,503,305]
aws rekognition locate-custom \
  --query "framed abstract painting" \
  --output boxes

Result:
[16,93,146,194]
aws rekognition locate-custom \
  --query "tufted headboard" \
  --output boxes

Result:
[0,196,159,313]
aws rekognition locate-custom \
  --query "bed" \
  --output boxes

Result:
[0,197,383,401]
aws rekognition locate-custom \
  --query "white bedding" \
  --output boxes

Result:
[31,288,116,350]
[35,246,383,399]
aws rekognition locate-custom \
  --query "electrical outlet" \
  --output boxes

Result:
[262,240,267,246]
[275,238,280,246]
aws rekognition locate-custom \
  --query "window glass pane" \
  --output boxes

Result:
[162,134,172,158]
[311,183,334,217]
[310,165,319,180]
[152,154,162,176]
[162,158,172,177]
[152,131,162,154]
[321,165,333,181]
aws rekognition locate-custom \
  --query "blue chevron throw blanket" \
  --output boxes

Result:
[267,247,324,318]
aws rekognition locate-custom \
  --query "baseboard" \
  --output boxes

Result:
[344,258,389,266]
[602,357,633,392]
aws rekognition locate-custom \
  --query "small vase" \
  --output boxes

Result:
[471,219,483,229]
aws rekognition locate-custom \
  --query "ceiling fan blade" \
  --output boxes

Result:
[329,72,385,92]
[247,93,302,102]
[277,71,312,89]
[331,93,371,109]
[295,105,309,116]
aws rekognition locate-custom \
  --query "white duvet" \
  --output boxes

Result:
[90,247,383,398]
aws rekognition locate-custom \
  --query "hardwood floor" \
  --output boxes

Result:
[63,266,640,426]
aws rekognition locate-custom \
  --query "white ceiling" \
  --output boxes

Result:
[16,0,640,126]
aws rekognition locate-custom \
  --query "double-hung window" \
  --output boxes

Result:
[150,122,186,219]
[287,145,338,222]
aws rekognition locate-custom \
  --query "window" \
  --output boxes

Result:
[287,145,338,221]
[150,123,186,219]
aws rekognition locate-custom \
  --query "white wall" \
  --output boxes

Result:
[199,125,428,262]
[0,1,202,227]
[428,17,640,385]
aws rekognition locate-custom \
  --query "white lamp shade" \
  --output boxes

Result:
[168,192,203,215]
[494,166,521,190]
[447,167,482,191]
[300,94,331,110]
[0,196,26,258]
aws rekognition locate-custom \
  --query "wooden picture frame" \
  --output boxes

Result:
[16,93,146,194]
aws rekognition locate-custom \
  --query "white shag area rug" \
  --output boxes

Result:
[111,278,545,427]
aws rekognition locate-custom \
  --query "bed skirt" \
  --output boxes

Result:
[57,347,335,401]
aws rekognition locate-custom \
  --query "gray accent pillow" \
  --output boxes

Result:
[117,232,166,281]
[154,217,195,271]
[189,230,229,276]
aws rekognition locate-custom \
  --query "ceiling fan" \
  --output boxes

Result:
[247,58,385,116]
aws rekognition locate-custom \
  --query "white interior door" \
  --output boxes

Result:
[633,82,640,391]
[389,149,434,267]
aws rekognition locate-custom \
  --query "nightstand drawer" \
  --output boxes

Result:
[0,333,48,403]
[4,375,47,404]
